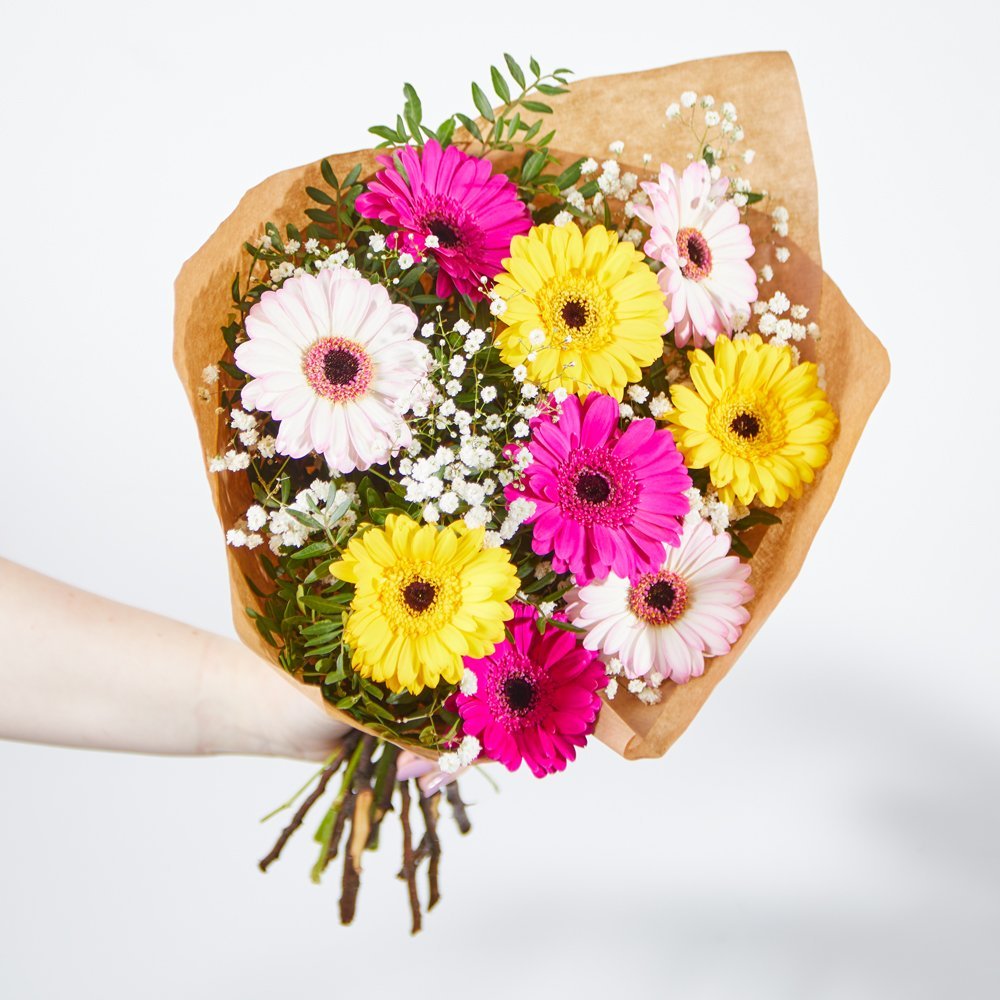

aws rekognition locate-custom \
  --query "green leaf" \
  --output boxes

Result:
[471,82,495,122]
[520,99,553,114]
[529,55,541,76]
[305,185,335,206]
[284,508,322,531]
[535,83,569,96]
[546,617,585,635]
[320,159,338,189]
[729,534,753,560]
[301,595,349,615]
[490,65,511,103]
[254,616,278,647]
[436,116,456,145]
[305,208,337,224]
[369,124,401,143]
[521,149,547,183]
[455,113,484,142]
[733,509,782,530]
[404,111,421,144]
[343,163,362,188]
[504,53,526,89]
[744,192,765,205]
[402,82,422,123]
[556,158,584,189]
[289,541,334,561]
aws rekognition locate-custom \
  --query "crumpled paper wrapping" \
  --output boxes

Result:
[174,51,889,761]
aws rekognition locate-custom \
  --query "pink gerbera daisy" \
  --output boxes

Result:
[634,161,758,348]
[355,140,532,300]
[506,392,692,585]
[565,516,754,684]
[234,268,426,474]
[454,603,607,778]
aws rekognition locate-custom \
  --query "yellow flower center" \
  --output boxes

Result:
[708,391,787,459]
[378,560,462,636]
[536,274,615,351]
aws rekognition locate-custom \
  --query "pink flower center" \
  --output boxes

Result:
[557,447,640,527]
[302,337,373,402]
[486,649,547,732]
[628,570,689,625]
[676,227,713,281]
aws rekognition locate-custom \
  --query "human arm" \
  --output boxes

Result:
[0,557,350,759]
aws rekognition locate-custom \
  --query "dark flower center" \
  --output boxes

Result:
[561,299,588,329]
[646,581,677,612]
[729,412,761,440]
[676,227,713,281]
[323,348,360,386]
[427,217,461,247]
[575,471,611,504]
[402,579,436,613]
[503,675,537,714]
[687,235,708,269]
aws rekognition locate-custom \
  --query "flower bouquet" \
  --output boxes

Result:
[174,51,888,931]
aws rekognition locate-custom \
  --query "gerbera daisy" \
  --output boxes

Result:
[493,223,668,401]
[235,268,427,474]
[667,334,837,507]
[634,161,757,348]
[565,517,753,684]
[507,391,691,585]
[330,514,518,696]
[354,139,531,300]
[454,603,607,777]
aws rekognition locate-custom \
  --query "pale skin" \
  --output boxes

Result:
[0,558,351,760]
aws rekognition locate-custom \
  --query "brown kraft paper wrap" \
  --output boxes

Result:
[174,51,890,761]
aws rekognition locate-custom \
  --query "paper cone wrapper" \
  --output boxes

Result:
[174,51,889,760]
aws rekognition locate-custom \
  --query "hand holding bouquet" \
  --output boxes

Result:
[175,51,887,931]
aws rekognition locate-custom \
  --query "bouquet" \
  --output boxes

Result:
[174,51,888,931]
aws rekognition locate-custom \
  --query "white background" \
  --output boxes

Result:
[2,2,998,997]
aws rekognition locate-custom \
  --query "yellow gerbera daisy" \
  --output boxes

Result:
[330,514,519,696]
[493,223,668,400]
[667,334,837,507]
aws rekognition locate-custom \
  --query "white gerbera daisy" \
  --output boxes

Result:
[234,269,427,473]
[564,516,754,684]
[634,161,758,348]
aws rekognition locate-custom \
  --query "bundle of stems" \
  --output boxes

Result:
[259,733,472,933]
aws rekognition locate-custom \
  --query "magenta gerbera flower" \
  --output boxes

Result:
[454,603,607,778]
[506,392,692,585]
[354,139,531,300]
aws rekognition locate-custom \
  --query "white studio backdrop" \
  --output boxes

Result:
[1,2,998,998]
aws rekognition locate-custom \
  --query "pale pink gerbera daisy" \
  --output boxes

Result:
[454,603,607,778]
[234,268,426,474]
[355,139,531,300]
[565,516,754,684]
[634,161,757,348]
[506,392,691,586]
